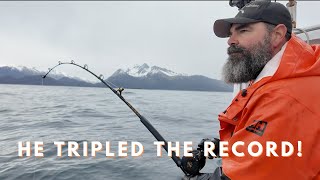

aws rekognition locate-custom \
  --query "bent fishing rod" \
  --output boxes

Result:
[42,61,188,176]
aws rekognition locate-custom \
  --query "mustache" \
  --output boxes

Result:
[227,45,245,55]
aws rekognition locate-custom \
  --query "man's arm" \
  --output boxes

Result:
[222,92,320,180]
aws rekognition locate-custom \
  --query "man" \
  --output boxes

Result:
[185,1,320,180]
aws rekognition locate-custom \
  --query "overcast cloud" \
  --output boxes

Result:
[0,1,319,82]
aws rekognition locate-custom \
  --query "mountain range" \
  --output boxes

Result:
[107,63,232,92]
[0,65,94,87]
[0,64,232,92]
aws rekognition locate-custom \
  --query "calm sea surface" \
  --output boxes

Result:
[0,84,232,180]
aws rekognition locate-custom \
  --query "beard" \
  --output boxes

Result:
[222,34,273,83]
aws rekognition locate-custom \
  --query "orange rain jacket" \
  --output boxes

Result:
[218,35,320,180]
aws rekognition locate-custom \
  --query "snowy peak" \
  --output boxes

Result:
[134,63,150,72]
[126,63,150,77]
[148,66,180,76]
[114,63,185,77]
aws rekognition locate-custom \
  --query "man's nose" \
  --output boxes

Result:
[227,34,239,46]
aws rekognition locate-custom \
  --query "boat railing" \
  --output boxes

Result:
[294,25,320,45]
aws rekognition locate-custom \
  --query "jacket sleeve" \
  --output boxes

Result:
[222,92,320,180]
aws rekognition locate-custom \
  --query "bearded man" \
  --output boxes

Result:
[212,1,320,180]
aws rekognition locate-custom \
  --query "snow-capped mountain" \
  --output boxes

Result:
[0,65,94,87]
[112,63,186,78]
[0,65,86,81]
[0,65,41,78]
[108,63,232,92]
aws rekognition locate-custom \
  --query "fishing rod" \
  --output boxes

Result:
[42,61,191,176]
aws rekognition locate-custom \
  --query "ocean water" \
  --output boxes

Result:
[0,84,232,180]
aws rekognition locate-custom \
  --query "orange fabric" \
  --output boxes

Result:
[218,35,320,180]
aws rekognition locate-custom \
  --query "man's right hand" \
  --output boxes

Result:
[197,138,220,159]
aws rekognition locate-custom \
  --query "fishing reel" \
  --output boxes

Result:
[181,150,206,177]
[181,138,220,177]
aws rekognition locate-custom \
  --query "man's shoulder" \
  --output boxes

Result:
[257,76,320,95]
[252,76,320,115]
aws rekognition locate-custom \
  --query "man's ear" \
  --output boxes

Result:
[271,24,287,48]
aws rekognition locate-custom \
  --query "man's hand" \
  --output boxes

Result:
[198,138,220,158]
[180,138,221,177]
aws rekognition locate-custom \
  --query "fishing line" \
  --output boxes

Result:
[42,61,188,176]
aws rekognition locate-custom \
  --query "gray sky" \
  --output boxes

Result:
[0,1,319,82]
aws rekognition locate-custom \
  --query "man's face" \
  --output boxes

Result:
[222,22,273,83]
